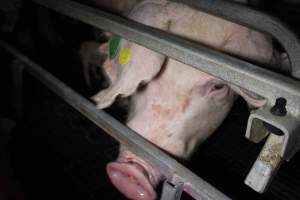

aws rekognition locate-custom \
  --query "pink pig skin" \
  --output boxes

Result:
[90,0,283,199]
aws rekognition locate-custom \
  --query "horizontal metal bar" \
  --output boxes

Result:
[32,0,300,117]
[0,40,231,200]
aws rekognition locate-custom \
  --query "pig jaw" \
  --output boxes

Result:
[106,150,161,200]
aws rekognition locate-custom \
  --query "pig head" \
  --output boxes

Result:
[92,0,281,199]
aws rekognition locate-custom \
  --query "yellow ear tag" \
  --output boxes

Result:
[119,48,132,65]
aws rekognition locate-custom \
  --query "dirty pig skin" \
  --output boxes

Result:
[87,0,287,199]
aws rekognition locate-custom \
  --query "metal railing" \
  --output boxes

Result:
[1,40,230,200]
[4,0,300,198]
[31,0,300,161]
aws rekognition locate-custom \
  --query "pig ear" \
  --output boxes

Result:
[98,38,118,84]
[92,39,165,109]
[92,2,170,109]
[230,85,267,108]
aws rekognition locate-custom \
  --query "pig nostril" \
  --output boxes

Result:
[136,184,147,197]
[106,162,157,200]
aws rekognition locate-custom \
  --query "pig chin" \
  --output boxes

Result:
[106,150,161,200]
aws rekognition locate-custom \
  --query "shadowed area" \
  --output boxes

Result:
[1,0,300,199]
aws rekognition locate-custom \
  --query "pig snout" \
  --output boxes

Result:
[106,151,160,200]
[106,162,156,200]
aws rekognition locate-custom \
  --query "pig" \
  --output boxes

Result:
[89,0,285,199]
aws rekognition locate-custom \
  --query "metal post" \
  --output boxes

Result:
[11,59,24,121]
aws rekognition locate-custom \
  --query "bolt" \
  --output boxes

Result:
[270,97,287,116]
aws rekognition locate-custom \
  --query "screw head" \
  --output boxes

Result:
[270,97,287,116]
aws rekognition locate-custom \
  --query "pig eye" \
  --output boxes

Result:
[214,84,226,90]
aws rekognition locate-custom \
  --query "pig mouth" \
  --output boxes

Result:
[106,158,158,200]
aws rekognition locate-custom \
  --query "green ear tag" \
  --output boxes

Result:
[109,35,121,60]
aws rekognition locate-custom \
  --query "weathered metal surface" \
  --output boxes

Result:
[160,180,183,200]
[245,134,284,193]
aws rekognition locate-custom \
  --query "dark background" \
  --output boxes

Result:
[1,0,300,199]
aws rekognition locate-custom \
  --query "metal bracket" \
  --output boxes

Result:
[246,105,300,161]
[160,180,184,200]
[244,104,300,192]
[245,133,284,193]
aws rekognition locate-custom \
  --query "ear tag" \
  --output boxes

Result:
[119,48,132,65]
[109,35,121,60]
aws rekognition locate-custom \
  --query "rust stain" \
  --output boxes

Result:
[259,142,282,169]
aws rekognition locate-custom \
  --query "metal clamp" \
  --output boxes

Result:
[245,133,284,193]
[244,103,300,192]
[160,180,184,200]
[246,105,300,160]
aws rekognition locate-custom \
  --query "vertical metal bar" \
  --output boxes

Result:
[160,180,184,200]
[11,59,24,121]
[245,133,284,193]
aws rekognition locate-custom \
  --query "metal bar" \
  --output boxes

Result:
[30,0,300,191]
[31,0,300,117]
[174,0,300,79]
[160,180,183,200]
[11,59,24,121]
[245,133,284,193]
[0,41,231,200]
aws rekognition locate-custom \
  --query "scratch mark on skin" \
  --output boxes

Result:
[167,133,173,138]
[152,104,175,120]
[181,98,190,112]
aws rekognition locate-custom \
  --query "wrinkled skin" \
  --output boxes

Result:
[88,0,285,199]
